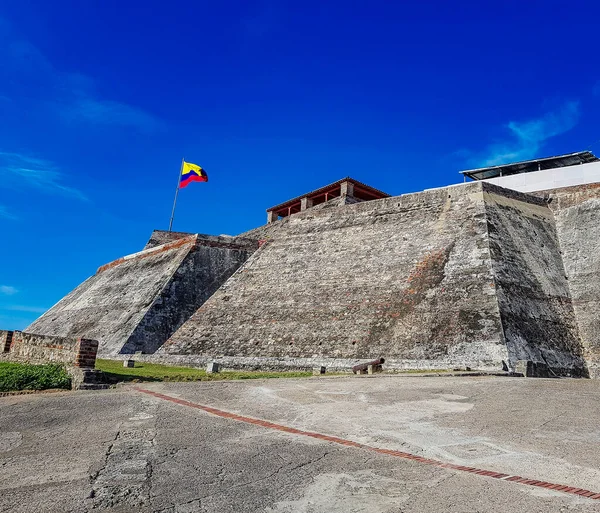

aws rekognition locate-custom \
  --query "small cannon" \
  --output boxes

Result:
[352,357,385,375]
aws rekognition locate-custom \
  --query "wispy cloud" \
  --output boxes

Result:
[467,101,580,167]
[0,151,87,200]
[62,98,161,131]
[0,205,16,220]
[2,304,47,314]
[0,18,160,132]
[0,285,18,295]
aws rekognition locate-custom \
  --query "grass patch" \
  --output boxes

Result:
[0,361,71,392]
[95,359,311,383]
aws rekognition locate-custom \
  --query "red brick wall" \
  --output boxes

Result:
[74,338,99,368]
[1,330,13,353]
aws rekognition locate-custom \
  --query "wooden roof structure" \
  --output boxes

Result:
[266,177,390,219]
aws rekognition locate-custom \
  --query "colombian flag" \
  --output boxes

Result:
[180,161,208,188]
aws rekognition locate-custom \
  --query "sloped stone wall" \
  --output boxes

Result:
[540,184,600,377]
[120,239,258,354]
[144,230,194,249]
[482,184,586,377]
[160,183,508,370]
[26,235,258,355]
[23,179,599,376]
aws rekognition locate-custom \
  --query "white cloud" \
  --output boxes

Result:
[63,98,161,131]
[0,18,160,132]
[0,151,87,200]
[3,304,47,314]
[0,205,16,219]
[0,285,18,295]
[470,101,580,167]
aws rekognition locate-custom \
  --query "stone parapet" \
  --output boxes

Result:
[122,351,508,373]
[3,331,98,369]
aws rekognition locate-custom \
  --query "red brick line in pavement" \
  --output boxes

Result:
[134,386,600,501]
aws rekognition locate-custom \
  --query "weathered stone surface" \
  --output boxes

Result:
[161,183,507,370]
[158,182,591,376]
[100,353,496,372]
[483,185,586,377]
[67,367,108,390]
[22,178,600,377]
[514,360,529,376]
[143,229,194,249]
[244,195,363,240]
[536,184,600,378]
[0,331,100,378]
[25,235,258,355]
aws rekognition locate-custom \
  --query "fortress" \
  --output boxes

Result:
[24,152,600,378]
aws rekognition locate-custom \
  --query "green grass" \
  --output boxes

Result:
[0,361,71,392]
[95,358,311,383]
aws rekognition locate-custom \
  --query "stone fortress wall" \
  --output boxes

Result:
[532,183,600,378]
[162,182,505,369]
[26,234,258,355]
[23,179,600,377]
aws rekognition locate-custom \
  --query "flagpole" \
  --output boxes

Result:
[168,158,185,232]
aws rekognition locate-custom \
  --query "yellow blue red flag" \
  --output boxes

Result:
[180,161,208,188]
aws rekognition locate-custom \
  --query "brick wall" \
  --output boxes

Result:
[1,330,13,353]
[3,331,98,368]
[74,338,99,368]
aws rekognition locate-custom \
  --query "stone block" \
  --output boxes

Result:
[340,181,355,197]
[312,366,326,375]
[123,359,135,368]
[68,367,108,390]
[514,360,530,376]
[301,197,314,211]
[206,362,220,373]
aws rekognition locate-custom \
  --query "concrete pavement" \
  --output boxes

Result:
[1,375,600,512]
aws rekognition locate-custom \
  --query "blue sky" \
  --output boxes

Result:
[1,0,599,329]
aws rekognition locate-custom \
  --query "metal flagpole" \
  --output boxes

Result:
[168,158,185,232]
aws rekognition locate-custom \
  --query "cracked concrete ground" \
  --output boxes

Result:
[1,375,600,512]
